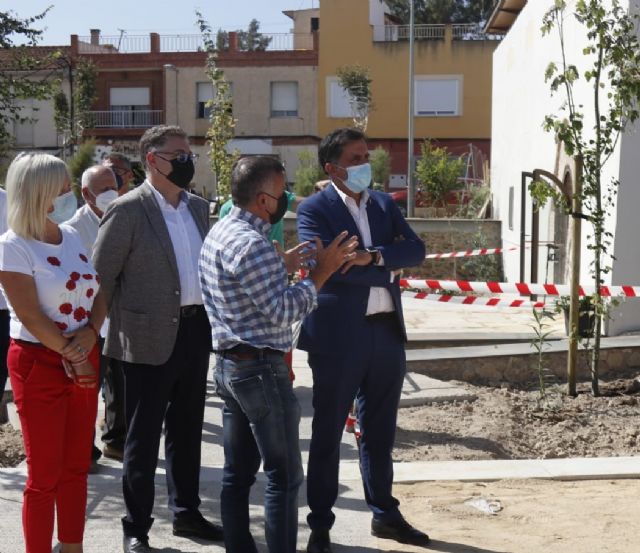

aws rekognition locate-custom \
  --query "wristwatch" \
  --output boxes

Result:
[365,248,379,265]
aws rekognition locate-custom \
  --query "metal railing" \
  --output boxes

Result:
[89,110,164,128]
[372,24,502,43]
[78,32,314,53]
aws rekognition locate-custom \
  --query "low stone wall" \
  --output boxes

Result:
[408,346,640,386]
[282,217,503,280]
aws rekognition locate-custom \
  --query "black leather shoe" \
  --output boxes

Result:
[307,528,333,553]
[173,512,224,541]
[123,536,151,553]
[371,516,430,546]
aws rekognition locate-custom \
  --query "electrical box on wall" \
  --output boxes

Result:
[389,174,407,188]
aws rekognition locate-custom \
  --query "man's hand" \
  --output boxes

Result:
[274,240,316,274]
[341,249,375,274]
[309,231,358,290]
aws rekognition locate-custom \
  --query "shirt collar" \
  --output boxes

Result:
[83,203,101,224]
[331,181,369,207]
[146,180,188,210]
[229,205,271,238]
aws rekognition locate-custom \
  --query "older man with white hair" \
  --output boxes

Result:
[66,165,119,255]
[65,165,122,466]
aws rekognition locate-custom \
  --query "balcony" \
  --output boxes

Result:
[76,31,315,54]
[89,110,164,128]
[372,23,503,43]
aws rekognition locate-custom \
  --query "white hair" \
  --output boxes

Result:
[6,153,69,240]
[81,165,115,189]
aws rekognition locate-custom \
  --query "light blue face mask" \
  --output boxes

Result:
[337,162,372,194]
[48,190,77,224]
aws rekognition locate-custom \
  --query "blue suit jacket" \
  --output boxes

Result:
[296,185,426,354]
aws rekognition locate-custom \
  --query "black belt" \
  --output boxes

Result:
[219,344,285,360]
[180,304,204,318]
[366,312,396,323]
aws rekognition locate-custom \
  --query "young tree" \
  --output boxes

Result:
[294,150,325,197]
[415,140,464,207]
[238,19,272,51]
[196,11,239,199]
[0,8,60,156]
[336,64,373,132]
[536,0,640,396]
[370,147,391,190]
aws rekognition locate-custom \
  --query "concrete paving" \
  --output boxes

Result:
[0,298,637,552]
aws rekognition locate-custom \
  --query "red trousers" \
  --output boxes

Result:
[8,340,98,553]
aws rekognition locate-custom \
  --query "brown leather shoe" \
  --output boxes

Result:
[103,443,124,462]
[371,516,430,546]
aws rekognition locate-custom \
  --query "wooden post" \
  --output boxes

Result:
[567,156,583,396]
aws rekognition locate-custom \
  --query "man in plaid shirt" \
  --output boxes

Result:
[198,156,357,553]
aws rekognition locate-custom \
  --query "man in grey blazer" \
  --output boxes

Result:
[93,125,223,553]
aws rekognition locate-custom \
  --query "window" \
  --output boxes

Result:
[327,78,352,118]
[196,82,214,119]
[109,87,151,127]
[414,77,462,116]
[271,81,298,117]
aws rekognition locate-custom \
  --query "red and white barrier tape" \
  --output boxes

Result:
[402,290,547,309]
[426,246,519,260]
[400,278,640,298]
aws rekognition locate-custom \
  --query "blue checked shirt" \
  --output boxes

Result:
[199,206,318,351]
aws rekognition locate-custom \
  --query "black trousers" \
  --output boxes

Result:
[101,355,126,449]
[0,309,9,401]
[120,306,211,538]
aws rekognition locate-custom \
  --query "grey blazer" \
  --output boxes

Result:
[93,181,209,366]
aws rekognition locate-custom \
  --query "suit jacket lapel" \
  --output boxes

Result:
[325,184,363,244]
[139,183,180,281]
[186,197,207,239]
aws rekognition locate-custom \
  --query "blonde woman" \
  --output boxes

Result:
[0,153,107,553]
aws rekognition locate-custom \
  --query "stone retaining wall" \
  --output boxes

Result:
[408,347,640,386]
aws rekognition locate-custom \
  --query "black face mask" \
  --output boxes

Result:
[114,173,124,190]
[263,191,288,225]
[159,158,195,190]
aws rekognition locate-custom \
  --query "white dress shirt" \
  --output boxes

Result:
[332,183,394,315]
[64,204,100,256]
[147,181,203,306]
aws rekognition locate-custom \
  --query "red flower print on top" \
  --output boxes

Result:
[47,256,61,266]
[66,280,76,291]
[79,253,88,262]
[59,303,73,315]
[55,321,68,331]
[86,288,94,299]
[82,274,93,280]
[73,306,87,322]
[70,272,80,281]
[96,275,101,284]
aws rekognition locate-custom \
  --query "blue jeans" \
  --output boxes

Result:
[214,353,303,553]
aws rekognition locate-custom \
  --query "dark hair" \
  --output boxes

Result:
[318,127,366,173]
[139,125,188,169]
[231,156,286,207]
[104,152,131,169]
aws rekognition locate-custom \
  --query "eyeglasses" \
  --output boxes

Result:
[111,166,132,177]
[154,152,199,164]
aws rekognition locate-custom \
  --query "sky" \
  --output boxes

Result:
[10,0,319,46]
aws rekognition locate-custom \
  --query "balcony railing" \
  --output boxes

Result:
[77,32,314,54]
[89,110,164,128]
[372,23,502,43]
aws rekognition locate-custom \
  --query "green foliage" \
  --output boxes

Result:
[74,59,97,133]
[530,307,560,404]
[370,147,391,190]
[53,90,69,134]
[384,0,495,24]
[294,150,324,197]
[67,139,96,195]
[541,0,640,395]
[452,184,490,218]
[458,229,502,282]
[415,140,465,207]
[196,11,240,199]
[0,8,60,156]
[215,19,272,51]
[336,64,373,132]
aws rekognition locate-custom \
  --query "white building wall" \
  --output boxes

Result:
[491,0,637,336]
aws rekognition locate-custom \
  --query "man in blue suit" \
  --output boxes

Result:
[297,128,429,553]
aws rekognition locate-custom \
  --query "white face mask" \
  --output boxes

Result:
[48,190,77,224]
[92,189,118,214]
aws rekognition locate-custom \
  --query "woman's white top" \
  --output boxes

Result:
[0,227,100,343]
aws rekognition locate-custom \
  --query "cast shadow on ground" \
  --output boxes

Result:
[426,540,509,553]
[394,429,510,459]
